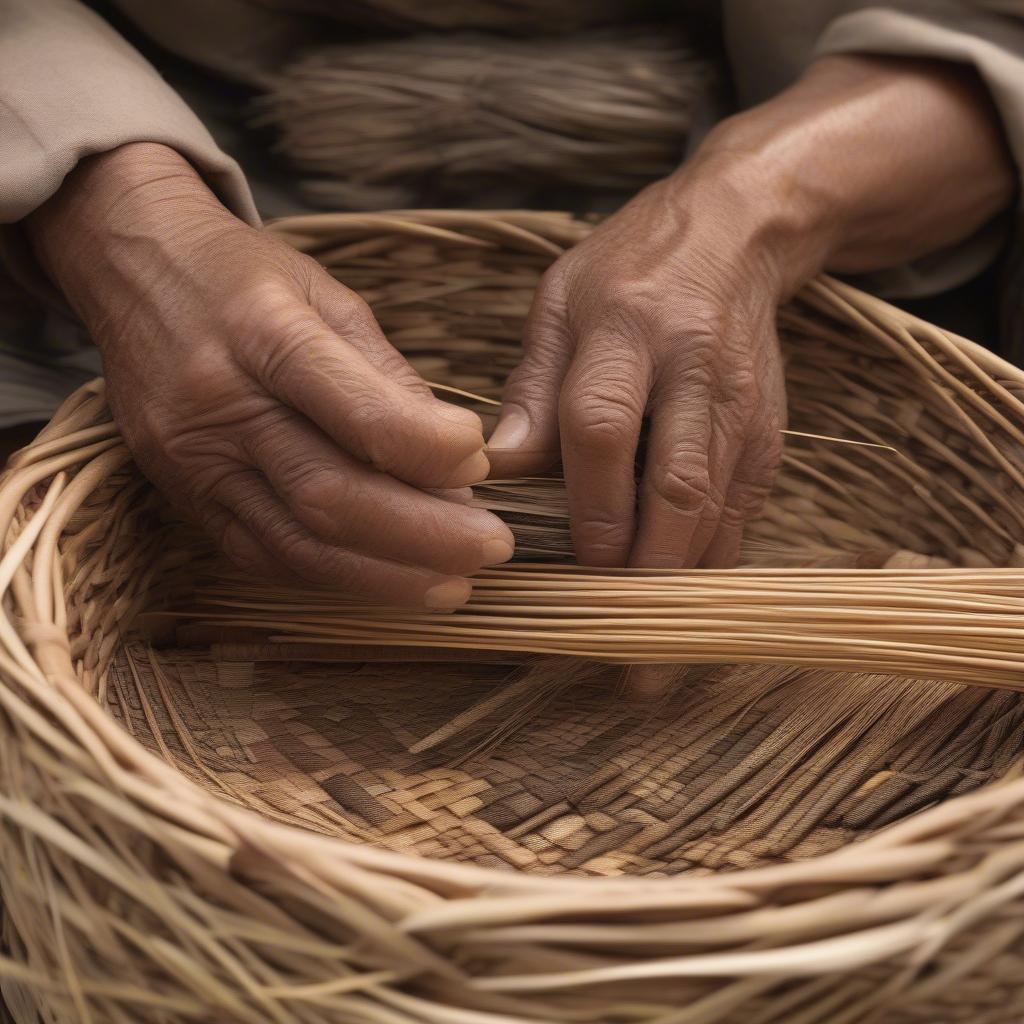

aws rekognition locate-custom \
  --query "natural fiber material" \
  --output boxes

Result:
[3,210,1024,1022]
[255,33,711,208]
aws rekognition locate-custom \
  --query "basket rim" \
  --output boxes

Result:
[5,209,1024,904]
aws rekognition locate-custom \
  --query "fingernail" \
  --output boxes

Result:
[487,406,530,450]
[424,578,472,611]
[481,536,514,565]
[443,449,489,487]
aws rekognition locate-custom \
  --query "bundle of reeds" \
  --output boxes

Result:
[4,210,1024,1023]
[255,32,712,208]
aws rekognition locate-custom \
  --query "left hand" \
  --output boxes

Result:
[486,157,815,569]
[486,53,1015,573]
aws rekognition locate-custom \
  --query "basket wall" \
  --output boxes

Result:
[2,212,1024,1022]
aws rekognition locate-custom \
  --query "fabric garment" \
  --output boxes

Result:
[0,0,1023,421]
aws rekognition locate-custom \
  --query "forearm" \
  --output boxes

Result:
[691,53,1016,283]
[27,143,246,340]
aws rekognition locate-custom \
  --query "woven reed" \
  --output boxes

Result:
[3,211,1024,1022]
[255,33,711,208]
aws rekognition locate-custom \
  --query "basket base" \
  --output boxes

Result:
[106,641,1024,878]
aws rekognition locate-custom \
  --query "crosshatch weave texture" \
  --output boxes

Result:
[4,211,1024,1022]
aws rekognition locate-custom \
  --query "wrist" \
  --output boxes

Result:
[692,55,1015,278]
[26,143,239,329]
[659,145,838,300]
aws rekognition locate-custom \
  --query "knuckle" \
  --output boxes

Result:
[726,361,759,396]
[660,358,714,400]
[504,359,557,405]
[347,395,395,465]
[242,410,293,467]
[334,290,374,329]
[254,313,327,390]
[735,484,771,519]
[676,302,734,345]
[297,546,366,592]
[653,458,714,515]
[287,462,351,531]
[172,348,237,403]
[716,504,747,530]
[659,313,728,372]
[563,406,633,457]
[191,461,248,505]
[163,426,239,471]
[572,518,631,566]
[561,376,641,455]
[227,275,294,331]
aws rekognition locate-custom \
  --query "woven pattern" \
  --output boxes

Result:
[106,648,1024,877]
[4,211,1024,1022]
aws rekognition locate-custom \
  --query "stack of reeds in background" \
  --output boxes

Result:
[255,32,713,208]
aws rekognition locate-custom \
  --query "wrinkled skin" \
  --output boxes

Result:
[487,55,1015,581]
[487,163,793,570]
[27,55,1014,669]
[28,145,515,609]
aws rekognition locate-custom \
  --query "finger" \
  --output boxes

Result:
[486,268,572,478]
[243,411,514,575]
[218,515,311,587]
[309,270,435,400]
[629,369,742,569]
[699,424,782,568]
[207,467,474,608]
[242,289,487,489]
[558,334,651,566]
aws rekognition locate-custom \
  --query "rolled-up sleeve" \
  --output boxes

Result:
[0,0,258,225]
[724,1,1024,298]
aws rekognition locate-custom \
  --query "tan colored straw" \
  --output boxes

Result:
[255,32,712,208]
[3,211,1024,1023]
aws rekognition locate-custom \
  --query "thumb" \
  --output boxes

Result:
[486,272,572,479]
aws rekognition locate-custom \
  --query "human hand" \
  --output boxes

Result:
[487,54,1014,573]
[27,143,515,607]
[486,159,807,569]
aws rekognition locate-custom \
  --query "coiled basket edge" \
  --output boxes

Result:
[3,210,1024,1023]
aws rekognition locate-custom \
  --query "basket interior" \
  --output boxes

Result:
[56,213,1024,878]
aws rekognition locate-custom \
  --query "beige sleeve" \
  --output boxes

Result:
[723,1,1024,298]
[0,0,258,226]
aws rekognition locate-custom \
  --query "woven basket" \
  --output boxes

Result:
[4,211,1024,1023]
[255,32,711,209]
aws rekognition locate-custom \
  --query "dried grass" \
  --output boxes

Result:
[4,211,1024,1022]
[254,32,712,208]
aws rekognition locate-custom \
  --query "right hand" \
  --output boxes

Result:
[27,143,514,609]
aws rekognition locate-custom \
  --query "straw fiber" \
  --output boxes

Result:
[255,33,711,208]
[3,210,1024,1022]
